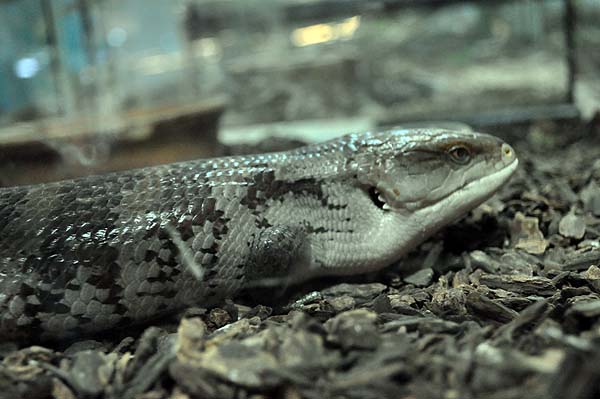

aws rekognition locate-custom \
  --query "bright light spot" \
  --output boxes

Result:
[193,38,221,58]
[107,27,127,47]
[14,57,40,79]
[136,52,183,75]
[292,23,334,47]
[292,16,361,47]
[338,16,361,38]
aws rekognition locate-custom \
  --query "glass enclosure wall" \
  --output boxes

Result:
[0,0,581,134]
[0,0,63,121]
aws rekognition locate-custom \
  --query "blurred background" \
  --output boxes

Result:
[0,0,598,185]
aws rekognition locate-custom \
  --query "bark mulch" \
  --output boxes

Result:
[1,121,599,399]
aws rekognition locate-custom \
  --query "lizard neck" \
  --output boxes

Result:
[310,199,416,276]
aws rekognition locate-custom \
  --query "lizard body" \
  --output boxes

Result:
[0,128,517,341]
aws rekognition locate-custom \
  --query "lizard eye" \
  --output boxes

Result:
[448,145,471,165]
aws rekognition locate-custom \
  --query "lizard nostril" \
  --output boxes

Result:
[502,143,514,161]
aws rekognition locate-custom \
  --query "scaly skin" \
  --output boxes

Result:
[0,128,518,341]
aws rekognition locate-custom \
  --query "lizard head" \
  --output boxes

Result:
[353,128,518,228]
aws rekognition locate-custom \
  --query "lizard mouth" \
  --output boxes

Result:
[367,158,519,213]
[368,187,392,211]
[417,158,519,218]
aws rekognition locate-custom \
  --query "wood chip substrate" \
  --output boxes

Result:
[1,121,599,399]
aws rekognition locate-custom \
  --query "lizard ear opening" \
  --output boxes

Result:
[368,187,386,210]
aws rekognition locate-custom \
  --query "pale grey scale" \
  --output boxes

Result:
[111,168,203,321]
[109,162,263,318]
[261,180,380,272]
[53,169,158,330]
[113,147,359,316]
[197,176,261,294]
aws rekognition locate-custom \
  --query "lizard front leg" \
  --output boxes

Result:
[246,225,313,293]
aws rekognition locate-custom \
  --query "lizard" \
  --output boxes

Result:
[0,128,518,341]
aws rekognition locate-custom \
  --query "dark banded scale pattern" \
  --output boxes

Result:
[0,136,364,341]
[0,128,518,341]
